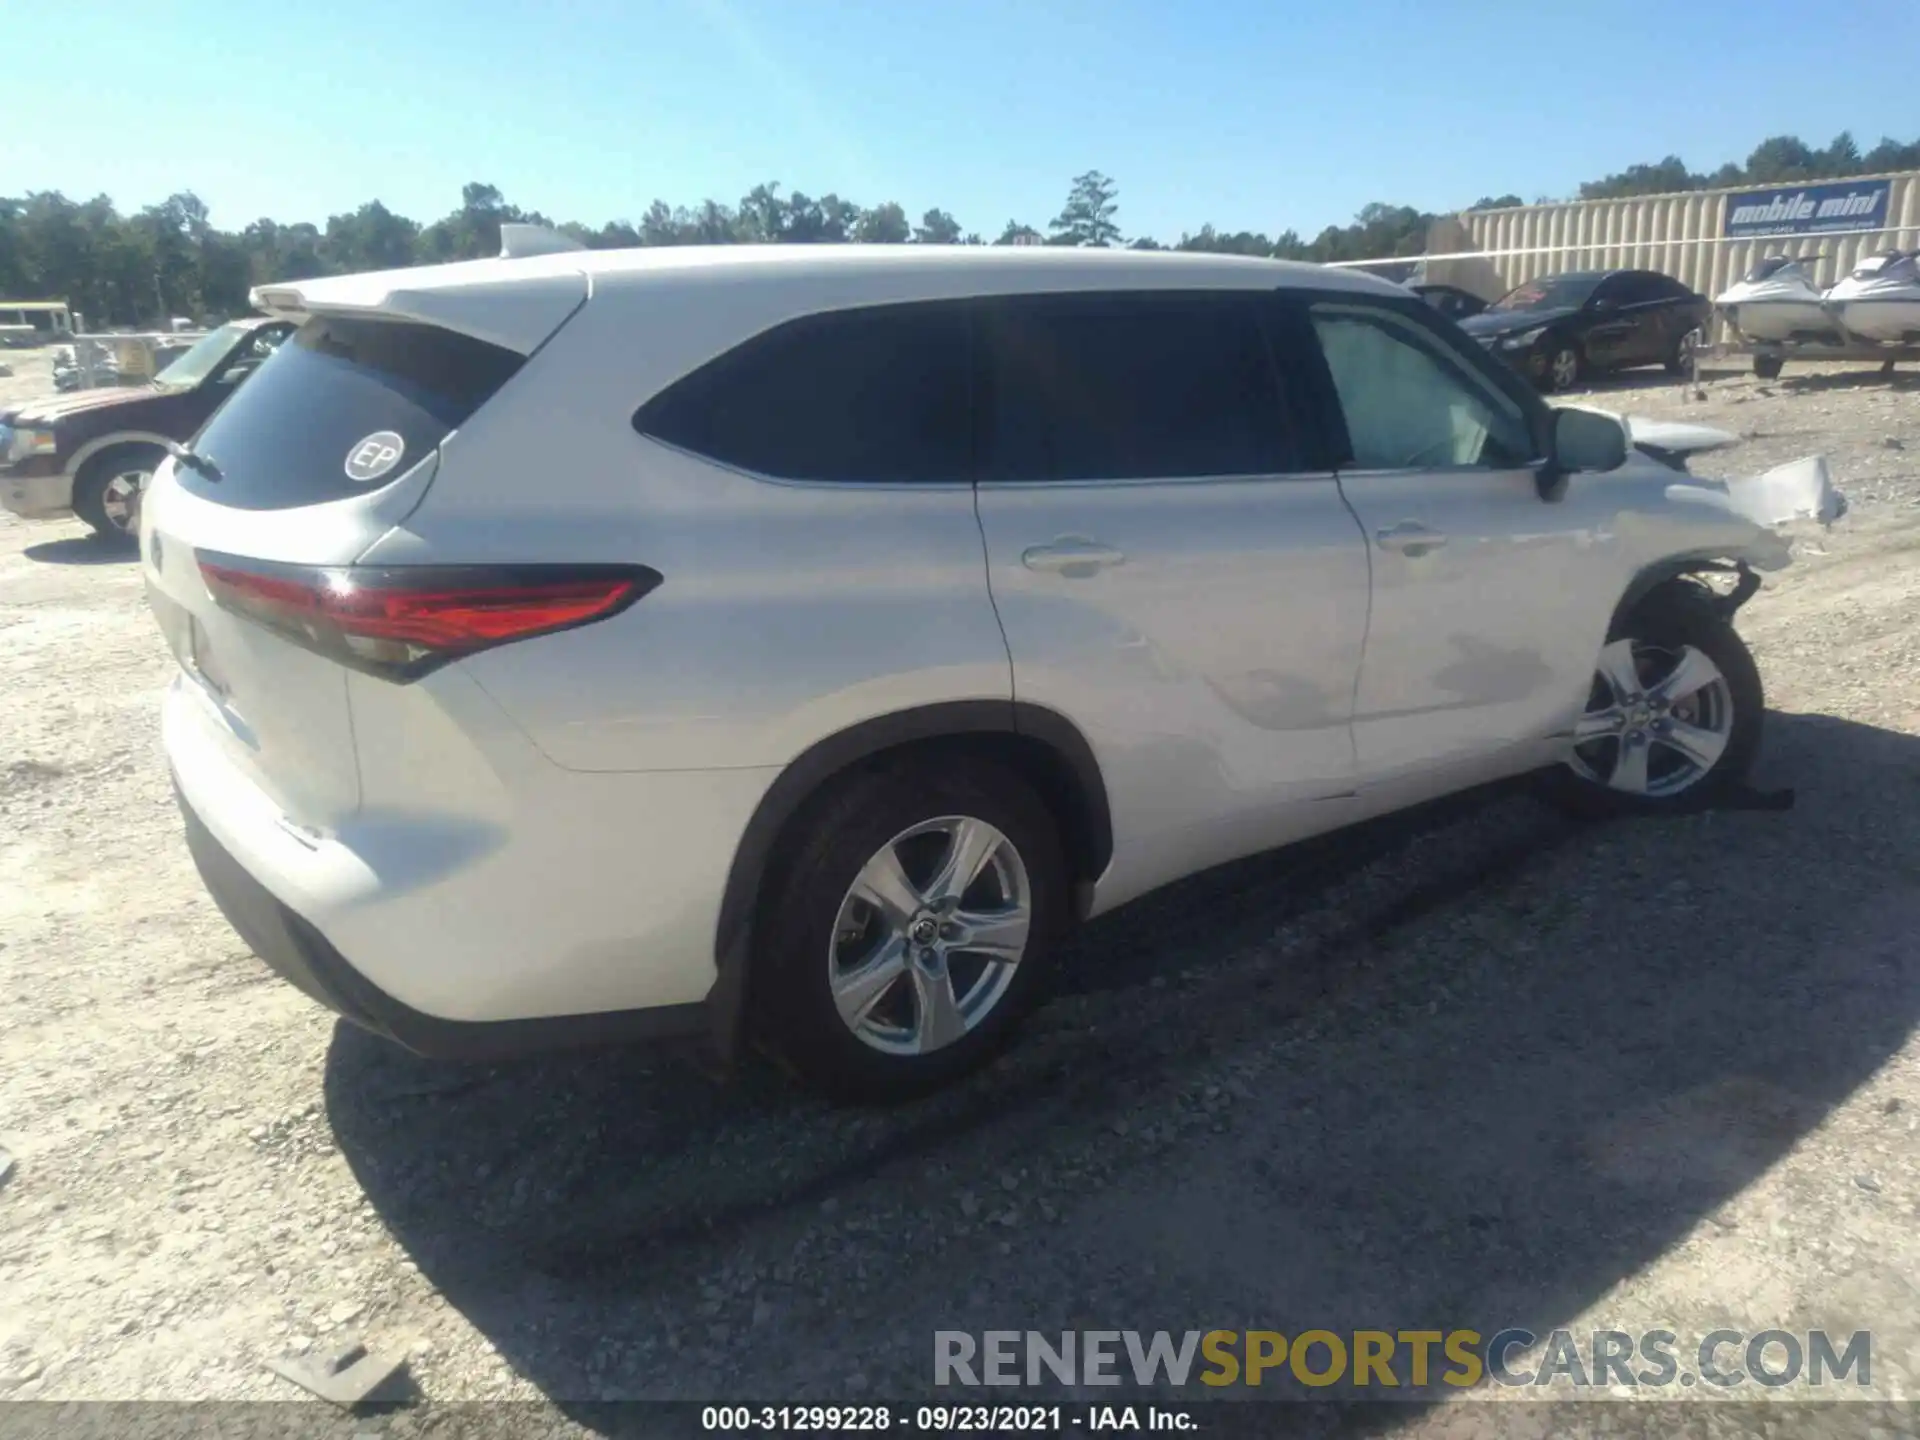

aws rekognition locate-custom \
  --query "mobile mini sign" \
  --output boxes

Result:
[1724,178,1892,239]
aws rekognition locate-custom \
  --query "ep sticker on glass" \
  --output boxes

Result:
[345,431,406,483]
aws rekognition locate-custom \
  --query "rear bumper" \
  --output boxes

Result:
[175,782,709,1060]
[162,668,775,1062]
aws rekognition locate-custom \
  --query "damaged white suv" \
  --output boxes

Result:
[143,236,1843,1100]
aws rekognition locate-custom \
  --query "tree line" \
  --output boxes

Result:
[5,129,1915,330]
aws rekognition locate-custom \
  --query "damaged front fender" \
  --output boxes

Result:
[1710,454,1848,530]
[1656,455,1848,572]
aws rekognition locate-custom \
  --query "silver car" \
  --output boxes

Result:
[143,236,1839,1100]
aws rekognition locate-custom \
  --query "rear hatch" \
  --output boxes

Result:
[144,280,581,830]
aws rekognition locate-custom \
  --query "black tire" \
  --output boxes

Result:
[72,445,164,543]
[1541,584,1764,819]
[1541,341,1584,393]
[1753,354,1784,381]
[755,756,1069,1103]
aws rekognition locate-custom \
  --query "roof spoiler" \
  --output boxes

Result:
[499,223,587,260]
[250,285,307,320]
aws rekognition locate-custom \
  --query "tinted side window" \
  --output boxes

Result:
[1591,275,1634,307]
[979,292,1300,483]
[635,303,970,484]
[1308,302,1534,471]
[1610,273,1664,305]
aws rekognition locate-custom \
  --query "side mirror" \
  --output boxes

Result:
[1540,407,1629,499]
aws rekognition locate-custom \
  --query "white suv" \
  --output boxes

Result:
[144,237,1831,1099]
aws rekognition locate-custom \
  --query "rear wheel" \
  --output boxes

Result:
[756,758,1068,1102]
[72,446,163,544]
[1546,588,1763,816]
[1666,326,1705,376]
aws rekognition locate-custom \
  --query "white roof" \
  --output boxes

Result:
[253,244,1402,354]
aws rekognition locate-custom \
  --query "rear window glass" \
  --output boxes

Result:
[181,316,523,511]
[633,302,971,484]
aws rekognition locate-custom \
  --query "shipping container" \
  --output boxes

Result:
[1443,173,1912,330]
[1379,171,1920,342]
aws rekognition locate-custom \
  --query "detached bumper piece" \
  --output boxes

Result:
[174,786,708,1061]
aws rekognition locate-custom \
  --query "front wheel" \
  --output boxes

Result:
[1543,343,1583,393]
[1546,589,1763,816]
[755,758,1069,1102]
[72,447,163,544]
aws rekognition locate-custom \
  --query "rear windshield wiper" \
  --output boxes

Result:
[166,441,224,483]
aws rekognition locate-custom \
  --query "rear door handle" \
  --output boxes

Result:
[1021,537,1126,577]
[1375,522,1447,558]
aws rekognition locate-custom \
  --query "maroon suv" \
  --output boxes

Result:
[0,317,293,541]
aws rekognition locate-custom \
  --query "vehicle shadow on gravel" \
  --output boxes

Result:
[24,536,137,566]
[1559,370,1700,401]
[326,710,1920,1412]
[1781,367,1920,395]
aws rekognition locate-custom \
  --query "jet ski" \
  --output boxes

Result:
[1827,249,1920,344]
[1715,255,1840,344]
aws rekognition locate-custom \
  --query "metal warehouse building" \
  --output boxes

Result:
[1397,169,1920,319]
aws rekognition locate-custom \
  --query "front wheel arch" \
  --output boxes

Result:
[1606,558,1758,641]
[65,429,178,481]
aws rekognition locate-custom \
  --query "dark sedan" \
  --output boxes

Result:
[1459,269,1711,393]
[1408,283,1489,321]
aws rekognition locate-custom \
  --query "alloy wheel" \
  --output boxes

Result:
[1550,348,1580,391]
[100,468,151,534]
[1678,327,1703,372]
[1567,638,1735,797]
[828,815,1032,1056]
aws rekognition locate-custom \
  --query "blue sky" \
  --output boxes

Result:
[11,0,1919,241]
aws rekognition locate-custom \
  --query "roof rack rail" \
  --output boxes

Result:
[499,223,587,260]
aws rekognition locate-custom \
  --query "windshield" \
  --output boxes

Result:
[152,323,248,387]
[1489,274,1603,313]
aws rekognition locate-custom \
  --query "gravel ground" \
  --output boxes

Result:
[1,347,1917,1436]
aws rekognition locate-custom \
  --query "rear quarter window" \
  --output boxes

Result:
[183,316,524,511]
[632,301,972,485]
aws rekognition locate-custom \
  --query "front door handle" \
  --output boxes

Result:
[1375,522,1447,558]
[1021,537,1127,577]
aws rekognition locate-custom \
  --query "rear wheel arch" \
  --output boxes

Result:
[706,701,1112,1058]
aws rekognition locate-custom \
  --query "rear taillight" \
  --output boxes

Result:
[195,551,661,682]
